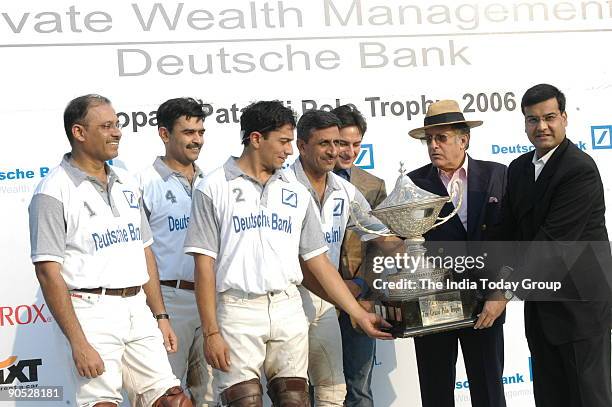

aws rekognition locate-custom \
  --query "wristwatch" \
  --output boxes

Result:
[503,290,514,301]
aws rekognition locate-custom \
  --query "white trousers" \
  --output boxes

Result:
[161,285,215,406]
[61,290,179,407]
[215,284,309,395]
[299,286,347,407]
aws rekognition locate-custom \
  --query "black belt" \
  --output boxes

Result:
[73,286,141,297]
[160,280,195,290]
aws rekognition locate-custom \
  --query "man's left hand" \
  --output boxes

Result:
[474,298,508,329]
[353,311,393,339]
[157,319,178,353]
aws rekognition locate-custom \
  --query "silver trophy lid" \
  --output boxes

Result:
[375,162,442,211]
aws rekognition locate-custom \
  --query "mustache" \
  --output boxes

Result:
[186,143,202,149]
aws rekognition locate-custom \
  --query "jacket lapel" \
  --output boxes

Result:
[466,156,487,239]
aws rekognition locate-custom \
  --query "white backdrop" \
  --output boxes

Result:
[1,0,611,406]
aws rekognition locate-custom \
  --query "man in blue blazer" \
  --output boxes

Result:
[407,100,507,407]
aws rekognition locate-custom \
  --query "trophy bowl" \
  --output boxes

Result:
[352,164,479,338]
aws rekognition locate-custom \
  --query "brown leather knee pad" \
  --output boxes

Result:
[152,386,193,407]
[220,379,263,407]
[266,377,309,407]
[92,403,117,407]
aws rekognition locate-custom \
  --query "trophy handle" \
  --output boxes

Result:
[349,201,396,237]
[431,179,464,229]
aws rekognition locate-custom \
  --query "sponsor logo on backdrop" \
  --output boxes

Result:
[0,304,52,327]
[0,356,43,386]
[456,357,533,390]
[355,144,374,169]
[491,140,587,155]
[591,125,612,150]
[0,167,50,195]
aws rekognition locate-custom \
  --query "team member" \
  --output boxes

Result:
[331,105,387,407]
[138,97,214,406]
[184,101,391,407]
[497,84,612,407]
[28,94,191,407]
[287,110,389,406]
[407,100,507,407]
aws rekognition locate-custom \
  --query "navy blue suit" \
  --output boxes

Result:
[408,156,507,407]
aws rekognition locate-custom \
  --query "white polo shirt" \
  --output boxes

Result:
[184,157,328,294]
[29,154,152,289]
[285,158,387,268]
[138,157,204,282]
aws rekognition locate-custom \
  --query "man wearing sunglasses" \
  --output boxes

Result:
[406,99,508,407]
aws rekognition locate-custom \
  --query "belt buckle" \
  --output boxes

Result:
[120,287,129,297]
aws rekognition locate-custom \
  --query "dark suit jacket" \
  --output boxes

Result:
[502,137,612,344]
[339,166,387,280]
[408,155,508,323]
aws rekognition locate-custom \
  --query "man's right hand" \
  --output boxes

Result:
[72,341,105,379]
[204,333,231,372]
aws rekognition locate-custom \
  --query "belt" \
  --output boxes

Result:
[73,286,141,297]
[160,280,195,290]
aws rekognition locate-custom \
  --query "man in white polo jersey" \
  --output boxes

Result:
[28,94,192,407]
[137,97,214,406]
[184,101,391,407]
[287,110,393,406]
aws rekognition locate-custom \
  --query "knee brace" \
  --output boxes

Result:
[220,378,263,407]
[267,377,309,407]
[152,386,193,407]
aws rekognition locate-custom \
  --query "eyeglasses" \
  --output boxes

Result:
[77,121,122,131]
[421,133,456,145]
[525,113,561,126]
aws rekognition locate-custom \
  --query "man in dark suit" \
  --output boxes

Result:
[407,100,507,407]
[499,84,612,407]
[331,105,386,407]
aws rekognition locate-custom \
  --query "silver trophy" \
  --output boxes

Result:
[352,163,478,338]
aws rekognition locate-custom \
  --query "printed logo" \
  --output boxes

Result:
[355,144,374,169]
[165,190,177,203]
[0,356,43,385]
[233,188,245,203]
[123,190,139,209]
[591,125,612,150]
[332,198,344,216]
[0,304,51,327]
[281,188,297,208]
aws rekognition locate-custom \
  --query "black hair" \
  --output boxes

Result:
[63,94,111,145]
[240,101,296,146]
[521,84,566,114]
[156,97,208,132]
[296,110,341,142]
[331,104,367,136]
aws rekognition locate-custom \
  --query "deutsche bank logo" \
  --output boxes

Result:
[333,198,344,216]
[591,125,612,150]
[123,190,139,209]
[355,144,375,169]
[281,188,297,208]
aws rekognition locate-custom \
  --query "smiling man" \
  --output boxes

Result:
[28,94,191,407]
[500,84,612,407]
[184,101,391,407]
[287,110,392,407]
[137,98,215,406]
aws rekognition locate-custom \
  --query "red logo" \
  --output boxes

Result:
[0,304,52,326]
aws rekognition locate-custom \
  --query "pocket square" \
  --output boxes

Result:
[488,196,499,203]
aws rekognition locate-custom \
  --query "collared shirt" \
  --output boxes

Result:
[438,155,469,230]
[184,157,328,294]
[137,157,204,281]
[286,158,387,268]
[29,153,153,289]
[532,145,560,181]
[333,167,351,182]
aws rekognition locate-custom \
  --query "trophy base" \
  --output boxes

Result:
[375,289,479,339]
